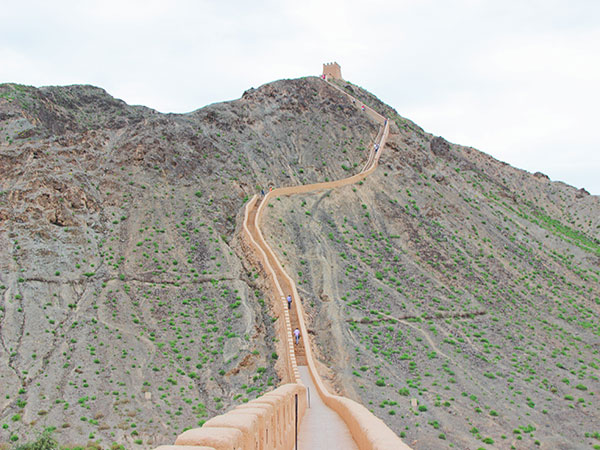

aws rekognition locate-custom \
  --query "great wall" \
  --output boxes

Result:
[154,64,411,450]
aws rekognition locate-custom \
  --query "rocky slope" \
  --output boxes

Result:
[265,80,600,449]
[0,77,599,449]
[0,78,377,448]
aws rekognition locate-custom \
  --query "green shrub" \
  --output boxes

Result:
[14,429,58,450]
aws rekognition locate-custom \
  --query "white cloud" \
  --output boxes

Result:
[0,0,598,193]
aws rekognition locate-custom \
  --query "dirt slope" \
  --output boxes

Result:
[262,80,600,449]
[0,78,377,448]
[1,77,599,449]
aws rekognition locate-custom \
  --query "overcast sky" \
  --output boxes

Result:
[1,0,598,194]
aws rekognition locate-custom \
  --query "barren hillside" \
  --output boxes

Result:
[264,80,600,449]
[1,77,599,449]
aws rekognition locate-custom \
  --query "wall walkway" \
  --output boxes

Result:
[296,366,358,449]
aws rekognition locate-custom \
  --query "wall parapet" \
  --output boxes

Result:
[242,195,301,384]
[168,383,306,450]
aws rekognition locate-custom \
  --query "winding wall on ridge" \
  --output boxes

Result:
[155,78,411,450]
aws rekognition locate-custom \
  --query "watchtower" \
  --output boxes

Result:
[322,62,342,80]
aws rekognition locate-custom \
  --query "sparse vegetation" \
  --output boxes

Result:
[1,76,598,450]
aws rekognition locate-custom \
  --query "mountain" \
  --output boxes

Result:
[1,77,599,449]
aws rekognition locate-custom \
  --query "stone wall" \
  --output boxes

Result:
[156,383,307,450]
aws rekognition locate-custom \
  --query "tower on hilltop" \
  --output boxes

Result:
[322,62,342,80]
